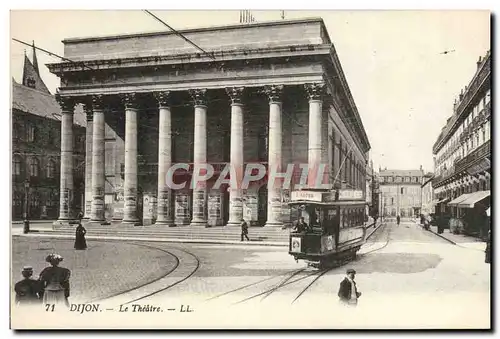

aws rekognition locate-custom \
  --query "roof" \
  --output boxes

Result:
[62,17,326,43]
[22,49,50,95]
[379,169,424,177]
[12,79,86,127]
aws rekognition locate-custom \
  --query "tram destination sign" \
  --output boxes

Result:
[338,189,363,200]
[290,189,364,203]
[290,190,323,202]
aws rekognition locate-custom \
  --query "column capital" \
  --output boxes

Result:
[226,87,245,105]
[91,94,106,111]
[264,85,284,103]
[304,82,325,101]
[189,89,208,106]
[120,93,139,110]
[153,91,171,108]
[55,95,76,113]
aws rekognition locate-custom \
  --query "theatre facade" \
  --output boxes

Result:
[47,18,371,227]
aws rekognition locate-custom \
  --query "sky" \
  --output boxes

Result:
[9,10,491,173]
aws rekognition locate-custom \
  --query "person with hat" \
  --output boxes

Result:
[241,219,250,242]
[14,266,42,306]
[338,268,362,306]
[38,254,71,308]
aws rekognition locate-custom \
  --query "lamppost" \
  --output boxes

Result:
[23,179,30,234]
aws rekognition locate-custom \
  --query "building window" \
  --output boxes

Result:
[29,193,39,208]
[29,158,39,177]
[13,155,22,176]
[47,160,56,178]
[26,123,35,142]
[13,192,22,207]
[47,190,57,207]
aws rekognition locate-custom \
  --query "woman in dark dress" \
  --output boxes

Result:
[39,254,71,308]
[74,223,87,250]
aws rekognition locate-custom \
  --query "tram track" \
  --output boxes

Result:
[85,240,200,306]
[291,267,333,304]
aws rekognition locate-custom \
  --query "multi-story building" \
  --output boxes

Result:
[421,172,434,216]
[45,18,371,227]
[365,160,373,219]
[432,50,491,236]
[378,168,425,218]
[11,45,86,220]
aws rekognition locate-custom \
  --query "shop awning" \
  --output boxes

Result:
[457,190,490,208]
[436,197,451,204]
[448,193,473,207]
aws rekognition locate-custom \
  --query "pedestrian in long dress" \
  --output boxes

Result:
[14,266,42,306]
[74,223,87,250]
[38,254,71,308]
[338,268,362,306]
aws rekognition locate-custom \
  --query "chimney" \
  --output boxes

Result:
[420,165,423,171]
[459,89,464,101]
[477,56,483,69]
[453,98,458,112]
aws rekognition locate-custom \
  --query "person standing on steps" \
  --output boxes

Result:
[241,219,249,242]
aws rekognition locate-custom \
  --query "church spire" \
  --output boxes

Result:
[21,41,50,94]
[31,40,39,75]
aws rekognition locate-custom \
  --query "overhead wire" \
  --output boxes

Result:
[13,13,370,185]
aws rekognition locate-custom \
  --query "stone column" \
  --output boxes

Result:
[264,85,284,227]
[190,89,208,227]
[226,87,245,226]
[154,91,174,226]
[55,95,75,222]
[121,93,140,224]
[90,95,106,222]
[83,103,93,219]
[305,83,324,188]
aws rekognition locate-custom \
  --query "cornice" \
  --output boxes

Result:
[46,44,332,75]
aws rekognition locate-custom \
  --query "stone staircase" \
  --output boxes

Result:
[37,223,291,244]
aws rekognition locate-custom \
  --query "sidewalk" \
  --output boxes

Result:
[426,224,486,251]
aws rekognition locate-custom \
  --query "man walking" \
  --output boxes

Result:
[241,220,249,242]
[338,268,361,306]
[396,215,401,226]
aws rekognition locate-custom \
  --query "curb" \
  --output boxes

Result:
[426,226,457,245]
[12,233,289,247]
[366,222,384,240]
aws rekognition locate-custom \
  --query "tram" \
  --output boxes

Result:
[288,188,367,268]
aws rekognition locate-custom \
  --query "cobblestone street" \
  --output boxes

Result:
[11,221,490,328]
[11,237,178,302]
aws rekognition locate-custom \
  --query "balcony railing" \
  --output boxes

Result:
[455,140,491,174]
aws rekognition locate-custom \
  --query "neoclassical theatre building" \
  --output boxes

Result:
[48,18,371,227]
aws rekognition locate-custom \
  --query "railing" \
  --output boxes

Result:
[455,56,491,119]
[455,140,491,174]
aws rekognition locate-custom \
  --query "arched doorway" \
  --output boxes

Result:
[258,185,267,226]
